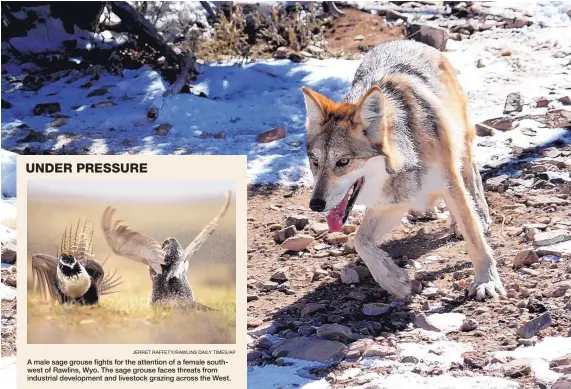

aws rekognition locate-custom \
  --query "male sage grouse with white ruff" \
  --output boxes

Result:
[101,191,232,311]
[31,219,122,305]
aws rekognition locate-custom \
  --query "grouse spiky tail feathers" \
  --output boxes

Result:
[32,219,122,305]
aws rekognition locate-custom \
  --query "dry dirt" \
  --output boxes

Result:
[246,141,571,387]
[324,8,405,55]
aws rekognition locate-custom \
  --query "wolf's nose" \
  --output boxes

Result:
[309,198,326,212]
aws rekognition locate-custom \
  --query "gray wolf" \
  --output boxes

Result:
[301,40,505,300]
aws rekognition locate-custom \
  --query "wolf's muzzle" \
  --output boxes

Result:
[309,198,326,212]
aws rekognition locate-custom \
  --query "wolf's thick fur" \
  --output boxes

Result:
[302,40,505,300]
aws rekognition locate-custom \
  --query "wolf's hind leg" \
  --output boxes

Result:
[442,168,506,300]
[355,206,411,299]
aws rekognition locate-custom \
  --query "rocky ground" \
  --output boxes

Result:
[1,243,17,357]
[246,137,571,387]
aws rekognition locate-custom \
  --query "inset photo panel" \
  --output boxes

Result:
[17,155,247,388]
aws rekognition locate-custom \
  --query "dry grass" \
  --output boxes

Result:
[26,194,236,344]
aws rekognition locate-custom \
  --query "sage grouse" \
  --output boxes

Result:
[101,191,232,311]
[31,219,122,305]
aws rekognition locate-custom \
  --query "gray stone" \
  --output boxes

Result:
[272,337,348,363]
[285,215,309,230]
[363,303,390,316]
[485,175,509,193]
[301,303,326,317]
[407,23,448,50]
[526,195,570,207]
[1,243,16,264]
[363,345,397,358]
[33,102,61,115]
[270,267,289,283]
[316,324,353,341]
[311,223,329,234]
[504,92,523,114]
[340,268,359,284]
[281,235,314,251]
[546,281,571,298]
[552,376,571,389]
[460,318,479,332]
[502,359,532,377]
[273,225,296,244]
[534,230,571,247]
[516,312,552,338]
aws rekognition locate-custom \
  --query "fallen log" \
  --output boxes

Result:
[107,1,196,96]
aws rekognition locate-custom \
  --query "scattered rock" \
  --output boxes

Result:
[247,317,264,328]
[460,318,479,332]
[87,88,108,97]
[534,230,571,247]
[364,345,397,358]
[311,223,329,234]
[282,235,314,251]
[154,123,172,136]
[325,232,349,245]
[18,130,46,143]
[33,102,61,115]
[475,122,496,136]
[272,337,348,363]
[285,215,309,230]
[560,96,571,105]
[260,281,278,291]
[1,99,12,109]
[270,267,289,283]
[256,127,285,143]
[481,117,513,131]
[502,359,532,377]
[407,23,448,51]
[516,312,552,338]
[312,268,328,281]
[536,97,550,108]
[49,117,68,127]
[91,101,117,108]
[485,175,509,193]
[342,224,357,234]
[247,294,259,302]
[363,303,390,316]
[340,268,360,284]
[463,352,486,369]
[1,243,17,264]
[354,35,364,41]
[273,226,296,244]
[316,324,353,341]
[504,92,523,114]
[552,376,571,389]
[526,195,570,207]
[513,249,540,268]
[546,281,571,298]
[301,303,326,317]
[274,46,288,59]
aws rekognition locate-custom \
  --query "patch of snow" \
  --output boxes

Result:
[0,283,16,301]
[494,337,571,385]
[349,372,519,389]
[424,312,467,334]
[1,149,17,198]
[248,359,330,389]
[398,340,472,371]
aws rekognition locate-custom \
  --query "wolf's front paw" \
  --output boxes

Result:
[469,268,506,300]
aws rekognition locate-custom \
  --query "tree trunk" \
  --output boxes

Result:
[108,1,196,95]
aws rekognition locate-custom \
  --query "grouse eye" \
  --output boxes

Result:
[336,158,351,167]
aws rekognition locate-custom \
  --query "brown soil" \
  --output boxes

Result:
[324,8,405,54]
[246,151,571,387]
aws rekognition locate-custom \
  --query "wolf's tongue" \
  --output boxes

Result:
[326,190,350,232]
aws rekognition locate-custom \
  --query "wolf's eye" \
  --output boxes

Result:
[311,158,318,167]
[336,158,351,167]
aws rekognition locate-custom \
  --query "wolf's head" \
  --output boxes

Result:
[301,85,398,231]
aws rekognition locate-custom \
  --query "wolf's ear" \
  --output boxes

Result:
[301,86,332,134]
[356,85,384,131]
